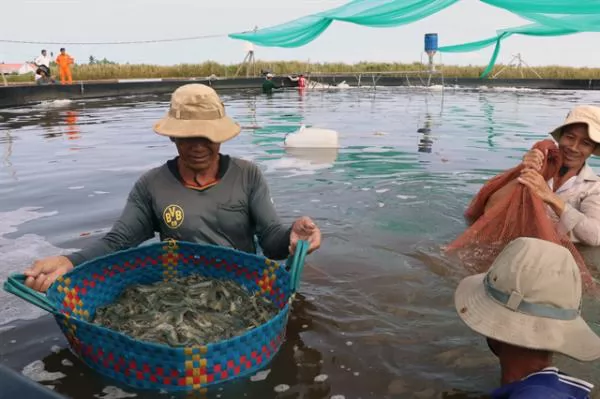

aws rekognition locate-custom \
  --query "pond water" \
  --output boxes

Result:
[1,86,600,399]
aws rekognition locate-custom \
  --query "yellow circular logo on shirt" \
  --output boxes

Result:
[163,204,184,229]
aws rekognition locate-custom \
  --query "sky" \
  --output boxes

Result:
[1,0,599,68]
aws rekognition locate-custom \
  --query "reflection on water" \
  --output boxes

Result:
[284,148,339,166]
[481,94,497,149]
[2,130,17,181]
[418,113,434,154]
[2,87,600,398]
[64,110,80,141]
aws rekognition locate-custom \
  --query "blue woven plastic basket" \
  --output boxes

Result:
[4,239,309,393]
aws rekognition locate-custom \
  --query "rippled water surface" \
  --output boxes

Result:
[2,86,600,399]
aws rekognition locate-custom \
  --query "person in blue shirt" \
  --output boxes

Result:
[454,237,600,399]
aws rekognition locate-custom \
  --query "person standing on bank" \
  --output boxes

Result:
[56,48,74,84]
[24,84,322,292]
[34,49,51,81]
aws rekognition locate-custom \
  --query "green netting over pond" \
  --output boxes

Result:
[229,0,600,78]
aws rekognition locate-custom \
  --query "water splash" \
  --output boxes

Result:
[22,360,66,382]
[0,207,78,326]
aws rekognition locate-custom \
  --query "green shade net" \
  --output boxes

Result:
[228,0,600,78]
[439,22,579,77]
[229,0,461,47]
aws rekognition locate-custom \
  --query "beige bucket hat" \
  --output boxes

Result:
[550,105,600,156]
[455,237,600,361]
[153,84,241,142]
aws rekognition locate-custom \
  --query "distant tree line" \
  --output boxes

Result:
[88,55,117,65]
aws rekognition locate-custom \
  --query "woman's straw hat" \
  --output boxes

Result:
[550,105,600,156]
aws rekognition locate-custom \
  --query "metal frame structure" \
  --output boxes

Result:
[492,53,542,79]
[234,49,256,78]
[303,69,444,89]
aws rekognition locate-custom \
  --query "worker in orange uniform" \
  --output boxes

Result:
[56,48,74,84]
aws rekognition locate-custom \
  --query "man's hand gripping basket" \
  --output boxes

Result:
[4,239,309,392]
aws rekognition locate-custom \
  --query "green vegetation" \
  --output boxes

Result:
[88,55,117,65]
[5,59,600,83]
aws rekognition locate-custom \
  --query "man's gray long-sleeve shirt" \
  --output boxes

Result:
[65,155,292,266]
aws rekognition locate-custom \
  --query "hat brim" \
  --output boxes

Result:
[550,121,600,156]
[455,274,600,361]
[153,115,241,143]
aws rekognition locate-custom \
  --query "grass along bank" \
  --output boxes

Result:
[5,60,600,83]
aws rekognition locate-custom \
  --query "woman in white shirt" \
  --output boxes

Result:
[519,105,600,247]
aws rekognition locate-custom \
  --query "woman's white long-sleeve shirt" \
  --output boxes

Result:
[549,164,600,246]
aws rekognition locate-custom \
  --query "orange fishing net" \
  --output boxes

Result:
[446,139,597,292]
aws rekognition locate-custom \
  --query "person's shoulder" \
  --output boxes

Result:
[228,157,267,191]
[229,156,261,173]
[581,165,600,193]
[135,162,170,185]
[506,385,567,398]
[505,371,592,399]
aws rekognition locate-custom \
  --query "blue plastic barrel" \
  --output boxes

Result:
[424,33,438,53]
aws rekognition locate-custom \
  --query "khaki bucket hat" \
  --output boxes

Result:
[454,237,600,361]
[550,105,600,156]
[153,84,241,142]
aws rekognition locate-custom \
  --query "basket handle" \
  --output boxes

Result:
[3,274,56,313]
[287,239,309,292]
